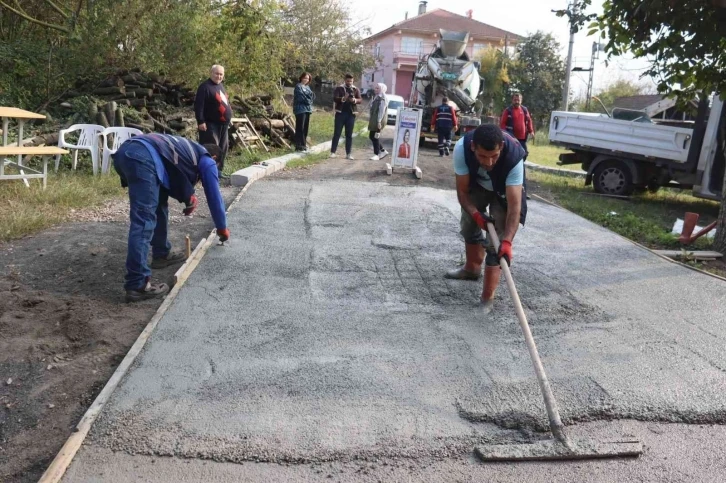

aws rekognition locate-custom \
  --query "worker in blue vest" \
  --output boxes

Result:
[113,134,230,302]
[430,97,459,156]
[444,124,527,313]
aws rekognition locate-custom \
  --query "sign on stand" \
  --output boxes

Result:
[387,108,423,179]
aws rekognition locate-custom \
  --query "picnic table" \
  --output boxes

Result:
[0,107,68,189]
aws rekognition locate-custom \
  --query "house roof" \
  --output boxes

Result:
[612,95,666,111]
[365,8,522,43]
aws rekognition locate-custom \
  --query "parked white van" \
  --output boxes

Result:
[386,95,405,125]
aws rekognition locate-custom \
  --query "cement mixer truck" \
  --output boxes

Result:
[409,29,483,146]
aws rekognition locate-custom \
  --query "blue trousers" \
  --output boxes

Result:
[331,111,356,154]
[113,142,171,291]
[437,127,452,155]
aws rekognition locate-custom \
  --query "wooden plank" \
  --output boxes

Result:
[0,107,46,119]
[652,250,723,260]
[0,146,68,155]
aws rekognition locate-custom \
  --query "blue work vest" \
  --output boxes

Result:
[463,130,528,225]
[435,104,454,129]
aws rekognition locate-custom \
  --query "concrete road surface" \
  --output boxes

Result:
[63,147,726,482]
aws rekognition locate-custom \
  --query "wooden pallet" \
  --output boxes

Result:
[230,116,268,153]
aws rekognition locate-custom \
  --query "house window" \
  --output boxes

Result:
[375,43,381,59]
[401,36,423,55]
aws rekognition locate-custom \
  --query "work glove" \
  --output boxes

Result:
[217,228,230,242]
[183,194,198,216]
[498,240,513,266]
[472,211,494,230]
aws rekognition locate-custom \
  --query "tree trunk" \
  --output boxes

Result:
[93,86,125,95]
[715,174,726,253]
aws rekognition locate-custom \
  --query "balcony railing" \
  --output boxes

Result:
[393,50,424,64]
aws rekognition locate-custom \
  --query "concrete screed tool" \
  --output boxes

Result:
[474,222,643,462]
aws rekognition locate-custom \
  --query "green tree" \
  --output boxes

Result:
[279,0,374,82]
[570,1,726,254]
[507,31,566,128]
[477,47,510,117]
[0,0,288,107]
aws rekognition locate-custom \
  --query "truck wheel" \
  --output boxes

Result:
[593,160,634,196]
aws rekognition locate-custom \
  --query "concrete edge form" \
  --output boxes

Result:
[37,180,258,483]
[530,193,726,284]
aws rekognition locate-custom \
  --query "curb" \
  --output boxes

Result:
[231,141,332,187]
[525,160,586,178]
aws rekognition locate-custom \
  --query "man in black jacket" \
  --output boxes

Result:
[195,65,233,176]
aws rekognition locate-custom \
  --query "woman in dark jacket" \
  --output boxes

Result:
[293,72,315,152]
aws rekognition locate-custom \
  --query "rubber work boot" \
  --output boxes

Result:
[445,243,484,280]
[125,280,170,303]
[480,264,502,314]
[151,252,186,269]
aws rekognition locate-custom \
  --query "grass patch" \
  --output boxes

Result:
[285,151,329,169]
[526,131,580,171]
[528,170,720,250]
[1,111,367,242]
[0,169,125,242]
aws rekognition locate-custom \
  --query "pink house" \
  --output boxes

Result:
[362,3,521,102]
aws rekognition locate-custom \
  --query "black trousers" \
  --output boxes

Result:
[331,111,355,154]
[369,130,382,155]
[294,112,311,150]
[198,122,229,172]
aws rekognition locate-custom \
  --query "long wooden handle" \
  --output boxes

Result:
[486,223,569,445]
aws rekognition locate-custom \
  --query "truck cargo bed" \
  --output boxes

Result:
[549,111,693,163]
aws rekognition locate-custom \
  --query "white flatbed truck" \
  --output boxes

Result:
[548,96,725,200]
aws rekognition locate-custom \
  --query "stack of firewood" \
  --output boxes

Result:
[67,68,196,109]
[54,70,302,148]
[231,95,298,149]
[57,69,197,135]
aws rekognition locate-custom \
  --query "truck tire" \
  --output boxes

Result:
[593,160,634,196]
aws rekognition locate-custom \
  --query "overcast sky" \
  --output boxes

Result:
[350,0,656,98]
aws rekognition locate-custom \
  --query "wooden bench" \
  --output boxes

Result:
[0,146,68,189]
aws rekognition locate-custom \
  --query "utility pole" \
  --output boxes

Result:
[561,0,578,111]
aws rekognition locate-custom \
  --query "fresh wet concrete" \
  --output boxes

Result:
[63,177,726,481]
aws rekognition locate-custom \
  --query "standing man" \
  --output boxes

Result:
[113,134,230,302]
[195,65,233,177]
[444,124,527,312]
[330,73,362,160]
[500,92,534,159]
[430,96,459,156]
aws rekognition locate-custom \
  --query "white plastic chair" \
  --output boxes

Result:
[55,124,104,175]
[100,127,143,174]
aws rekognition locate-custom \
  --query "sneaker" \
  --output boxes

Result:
[379,150,389,159]
[150,252,187,269]
[370,155,380,161]
[346,154,355,160]
[329,152,338,158]
[125,280,170,303]
[444,148,450,156]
